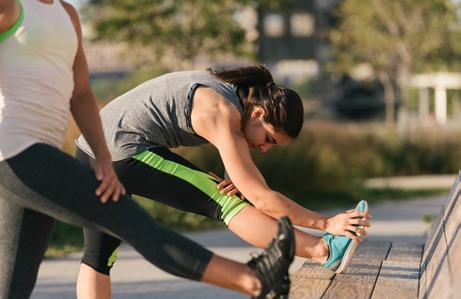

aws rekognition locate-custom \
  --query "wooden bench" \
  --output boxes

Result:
[289,171,461,299]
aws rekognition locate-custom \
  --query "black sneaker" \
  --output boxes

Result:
[247,216,295,299]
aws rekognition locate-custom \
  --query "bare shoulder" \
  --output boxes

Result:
[193,86,242,127]
[59,0,80,30]
[191,86,243,143]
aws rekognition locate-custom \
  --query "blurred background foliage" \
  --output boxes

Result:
[329,0,461,128]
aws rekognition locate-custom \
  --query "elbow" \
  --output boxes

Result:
[252,191,280,217]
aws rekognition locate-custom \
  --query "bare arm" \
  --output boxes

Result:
[0,0,19,33]
[61,1,125,202]
[219,130,330,230]
[192,88,370,238]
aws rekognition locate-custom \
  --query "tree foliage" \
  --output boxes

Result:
[329,0,461,127]
[84,0,255,69]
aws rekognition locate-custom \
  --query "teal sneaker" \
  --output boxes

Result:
[322,200,369,273]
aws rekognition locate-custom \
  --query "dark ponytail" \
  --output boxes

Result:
[208,64,304,138]
[207,64,274,88]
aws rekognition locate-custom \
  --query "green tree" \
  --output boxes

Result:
[84,0,254,69]
[329,0,461,128]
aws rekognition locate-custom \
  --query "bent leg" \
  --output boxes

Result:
[76,227,121,299]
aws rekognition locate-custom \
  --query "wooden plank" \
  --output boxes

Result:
[372,241,422,299]
[444,185,460,286]
[322,258,382,299]
[371,260,419,299]
[420,227,453,299]
[443,174,461,216]
[422,209,446,265]
[443,188,461,245]
[418,261,427,299]
[447,222,461,287]
[289,278,331,299]
[353,239,392,260]
[423,174,459,261]
[291,261,335,280]
[321,241,391,299]
[444,174,461,211]
[385,241,423,264]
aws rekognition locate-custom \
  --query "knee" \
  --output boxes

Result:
[81,230,122,275]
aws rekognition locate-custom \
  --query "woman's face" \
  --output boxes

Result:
[243,107,292,153]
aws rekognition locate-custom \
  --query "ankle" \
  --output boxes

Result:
[242,266,262,297]
[314,238,329,264]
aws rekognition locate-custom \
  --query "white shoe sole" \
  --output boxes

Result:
[335,200,369,274]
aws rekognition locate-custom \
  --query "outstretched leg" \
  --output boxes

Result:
[228,204,329,263]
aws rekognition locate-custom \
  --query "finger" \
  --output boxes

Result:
[346,225,358,232]
[220,184,235,195]
[112,185,121,202]
[344,231,361,242]
[349,211,369,218]
[217,179,232,189]
[361,219,371,227]
[96,175,111,199]
[227,189,238,196]
[100,179,117,204]
[94,165,104,181]
[349,218,368,226]
[347,225,368,236]
[356,228,368,236]
[112,180,125,202]
[222,184,235,194]
[121,183,126,195]
[208,172,222,182]
[96,171,114,200]
[348,218,359,225]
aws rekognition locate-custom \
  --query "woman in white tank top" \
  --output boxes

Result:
[0,1,297,299]
[0,0,125,200]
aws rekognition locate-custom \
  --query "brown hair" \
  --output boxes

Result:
[207,64,304,138]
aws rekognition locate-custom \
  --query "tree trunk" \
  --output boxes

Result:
[379,71,395,129]
[396,64,411,133]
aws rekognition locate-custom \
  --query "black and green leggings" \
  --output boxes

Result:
[76,147,249,275]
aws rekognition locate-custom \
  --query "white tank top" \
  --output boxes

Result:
[0,0,78,161]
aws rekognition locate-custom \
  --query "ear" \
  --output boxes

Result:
[250,106,265,120]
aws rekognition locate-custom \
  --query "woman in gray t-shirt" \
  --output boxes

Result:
[76,65,371,298]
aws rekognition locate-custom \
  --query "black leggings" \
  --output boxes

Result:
[0,144,213,299]
[77,147,249,274]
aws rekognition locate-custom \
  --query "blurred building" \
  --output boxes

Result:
[410,72,461,126]
[257,0,340,85]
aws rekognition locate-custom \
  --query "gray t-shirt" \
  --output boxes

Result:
[76,71,243,161]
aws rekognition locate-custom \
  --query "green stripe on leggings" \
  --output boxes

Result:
[107,248,118,267]
[133,150,248,225]
[0,0,24,43]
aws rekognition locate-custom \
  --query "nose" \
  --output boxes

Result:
[258,143,273,153]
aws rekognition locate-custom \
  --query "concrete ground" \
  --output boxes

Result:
[31,195,445,299]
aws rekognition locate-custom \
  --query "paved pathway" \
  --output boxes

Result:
[31,196,445,299]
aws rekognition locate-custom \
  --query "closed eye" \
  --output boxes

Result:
[266,134,276,144]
